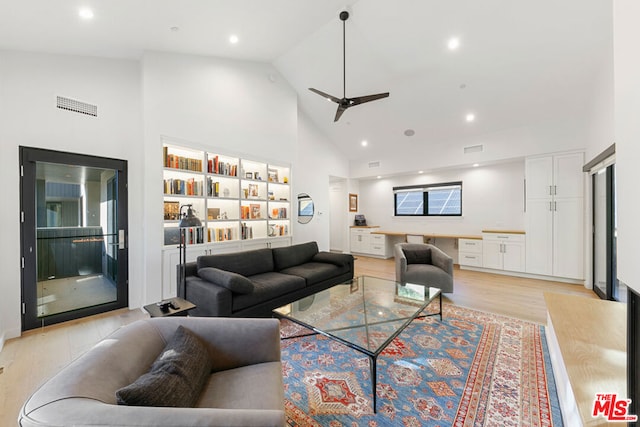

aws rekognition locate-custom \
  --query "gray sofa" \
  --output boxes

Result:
[19,317,285,427]
[180,241,354,317]
[395,242,454,293]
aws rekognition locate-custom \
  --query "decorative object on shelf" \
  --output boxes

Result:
[223,187,230,197]
[268,168,278,183]
[245,172,253,179]
[349,193,358,212]
[283,176,288,184]
[254,172,260,180]
[207,208,220,220]
[164,201,180,220]
[308,10,389,122]
[248,184,258,198]
[178,204,202,291]
[298,193,314,224]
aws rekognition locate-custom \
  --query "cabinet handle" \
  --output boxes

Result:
[554,185,557,196]
[554,201,557,211]
[549,201,553,211]
[549,185,553,195]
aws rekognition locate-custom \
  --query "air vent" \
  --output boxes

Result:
[368,161,381,168]
[56,96,97,117]
[463,144,483,154]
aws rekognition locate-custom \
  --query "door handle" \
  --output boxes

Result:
[118,229,125,249]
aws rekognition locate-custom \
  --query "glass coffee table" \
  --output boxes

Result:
[273,275,442,413]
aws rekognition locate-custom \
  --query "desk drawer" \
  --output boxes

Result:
[458,238,482,254]
[369,244,386,256]
[371,234,385,243]
[459,252,483,267]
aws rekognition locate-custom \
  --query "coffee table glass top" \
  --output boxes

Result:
[274,276,441,355]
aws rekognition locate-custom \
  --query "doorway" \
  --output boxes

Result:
[592,163,622,301]
[20,147,128,331]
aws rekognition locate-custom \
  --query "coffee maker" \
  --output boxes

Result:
[354,214,367,226]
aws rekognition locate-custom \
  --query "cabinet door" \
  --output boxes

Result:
[503,242,525,272]
[482,241,503,270]
[351,231,370,253]
[162,246,202,299]
[554,153,584,198]
[553,197,584,279]
[525,199,554,276]
[525,156,553,200]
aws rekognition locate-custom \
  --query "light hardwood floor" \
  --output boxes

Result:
[0,257,598,426]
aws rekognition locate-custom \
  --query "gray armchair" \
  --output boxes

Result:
[19,317,285,427]
[395,243,454,293]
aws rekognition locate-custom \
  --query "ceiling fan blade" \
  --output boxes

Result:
[334,104,348,122]
[309,88,340,104]
[350,92,390,106]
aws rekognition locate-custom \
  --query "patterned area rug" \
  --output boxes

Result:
[281,303,563,426]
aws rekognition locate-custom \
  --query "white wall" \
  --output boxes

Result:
[141,51,299,303]
[358,160,525,236]
[0,50,143,342]
[293,111,350,250]
[350,116,594,179]
[614,0,640,294]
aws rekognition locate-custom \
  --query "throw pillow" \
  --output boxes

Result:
[403,248,432,265]
[116,326,212,407]
[197,267,254,294]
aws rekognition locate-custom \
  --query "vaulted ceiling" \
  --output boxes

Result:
[0,0,612,163]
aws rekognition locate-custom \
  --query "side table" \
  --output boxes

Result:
[143,297,196,318]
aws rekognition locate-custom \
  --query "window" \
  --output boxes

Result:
[394,181,462,216]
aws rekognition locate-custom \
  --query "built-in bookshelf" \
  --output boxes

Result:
[162,142,291,248]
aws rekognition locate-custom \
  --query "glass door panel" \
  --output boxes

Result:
[35,163,118,317]
[593,169,608,297]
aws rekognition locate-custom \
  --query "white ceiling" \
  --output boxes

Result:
[0,0,612,163]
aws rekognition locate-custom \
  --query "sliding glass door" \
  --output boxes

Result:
[20,147,128,330]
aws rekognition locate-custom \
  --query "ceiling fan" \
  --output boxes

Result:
[309,10,389,122]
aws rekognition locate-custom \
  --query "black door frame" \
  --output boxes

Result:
[19,146,129,331]
[592,164,616,300]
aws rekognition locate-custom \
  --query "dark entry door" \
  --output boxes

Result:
[20,147,128,331]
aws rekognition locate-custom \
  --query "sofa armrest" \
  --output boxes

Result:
[20,397,285,427]
[394,244,408,282]
[312,251,354,267]
[430,245,453,275]
[184,276,233,317]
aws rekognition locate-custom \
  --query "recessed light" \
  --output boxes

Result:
[448,37,460,50]
[473,163,480,168]
[418,171,424,174]
[361,140,368,147]
[404,129,415,137]
[465,113,476,122]
[78,7,94,20]
[229,34,239,44]
[376,176,382,179]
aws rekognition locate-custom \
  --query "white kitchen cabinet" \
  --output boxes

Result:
[458,238,483,267]
[350,227,392,258]
[525,152,584,280]
[482,232,526,272]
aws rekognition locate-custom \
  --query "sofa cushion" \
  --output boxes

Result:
[272,241,318,271]
[197,248,274,277]
[405,264,452,291]
[232,272,305,312]
[115,326,212,407]
[403,248,432,265]
[198,267,254,294]
[280,262,349,286]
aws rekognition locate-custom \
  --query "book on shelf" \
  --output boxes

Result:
[248,184,259,198]
[207,178,220,197]
[270,207,287,219]
[208,227,234,242]
[240,222,253,240]
[208,155,238,176]
[163,178,203,196]
[241,205,250,220]
[164,149,203,172]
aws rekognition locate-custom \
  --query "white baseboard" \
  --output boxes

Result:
[459,265,584,285]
